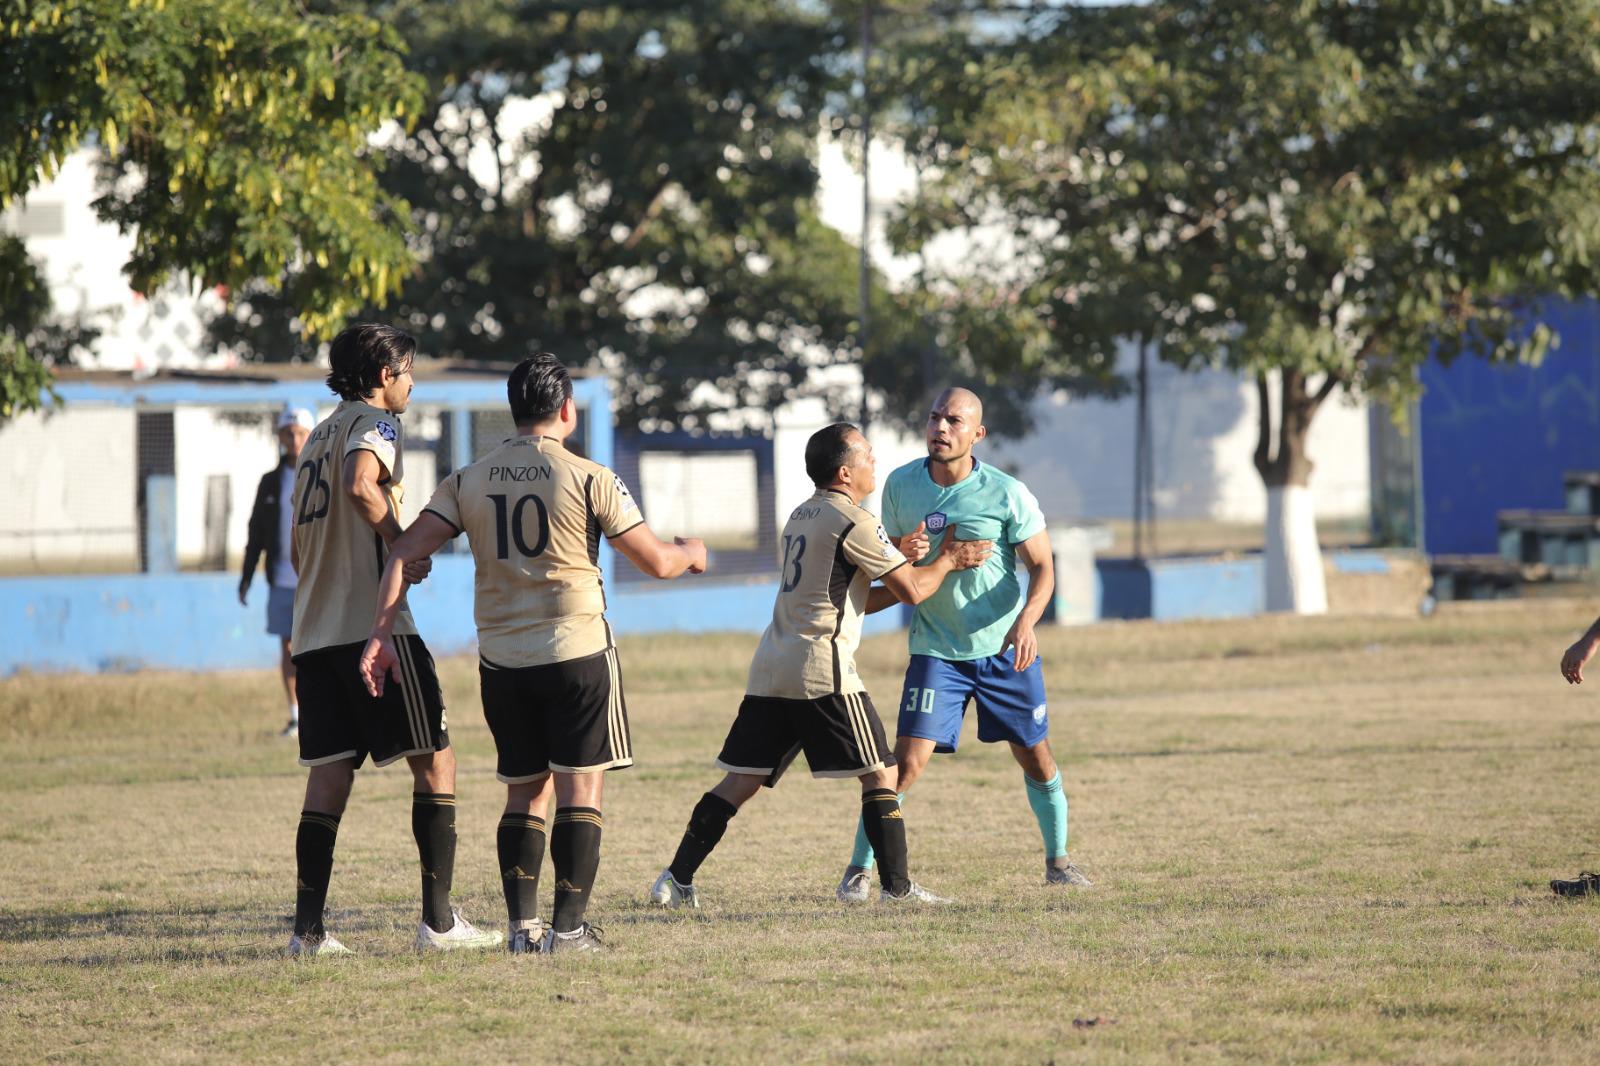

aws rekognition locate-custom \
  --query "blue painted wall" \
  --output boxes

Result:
[1098,556,1264,621]
[1,559,906,676]
[1419,298,1600,555]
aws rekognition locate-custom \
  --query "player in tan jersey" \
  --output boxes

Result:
[362,352,706,954]
[285,324,499,958]
[647,423,991,909]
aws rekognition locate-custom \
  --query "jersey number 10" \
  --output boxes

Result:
[488,493,550,559]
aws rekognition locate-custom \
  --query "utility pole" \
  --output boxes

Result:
[858,3,873,431]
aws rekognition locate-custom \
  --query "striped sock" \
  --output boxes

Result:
[550,807,604,933]
[848,792,904,870]
[497,814,546,931]
[413,792,457,933]
[294,810,340,937]
[860,788,910,896]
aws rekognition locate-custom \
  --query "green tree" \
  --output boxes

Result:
[0,0,423,420]
[891,0,1600,611]
[211,1,960,431]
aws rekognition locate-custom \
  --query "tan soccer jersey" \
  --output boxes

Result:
[422,434,644,668]
[745,489,907,699]
[291,400,418,654]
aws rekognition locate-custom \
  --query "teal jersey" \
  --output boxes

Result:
[881,457,1047,661]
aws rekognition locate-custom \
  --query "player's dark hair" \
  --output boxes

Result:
[507,352,573,426]
[805,422,862,488]
[324,324,416,401]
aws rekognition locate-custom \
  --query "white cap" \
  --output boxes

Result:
[275,406,314,431]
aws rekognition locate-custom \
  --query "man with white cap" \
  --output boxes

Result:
[241,405,315,736]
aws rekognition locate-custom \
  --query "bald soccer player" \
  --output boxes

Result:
[836,387,1092,901]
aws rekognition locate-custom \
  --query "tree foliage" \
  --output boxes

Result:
[0,0,423,419]
[889,0,1600,482]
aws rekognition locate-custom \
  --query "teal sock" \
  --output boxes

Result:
[849,792,904,869]
[1025,771,1068,859]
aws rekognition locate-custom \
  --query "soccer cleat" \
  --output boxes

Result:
[280,719,299,738]
[880,881,952,904]
[648,868,701,910]
[541,922,604,955]
[1046,858,1094,887]
[287,932,352,958]
[1550,871,1600,897]
[836,865,873,904]
[415,910,504,953]
[508,921,548,955]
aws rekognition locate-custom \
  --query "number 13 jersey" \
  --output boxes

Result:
[292,400,417,655]
[745,489,907,700]
[422,435,643,668]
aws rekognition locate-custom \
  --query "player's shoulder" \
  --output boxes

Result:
[833,493,885,531]
[976,458,1032,496]
[885,457,926,487]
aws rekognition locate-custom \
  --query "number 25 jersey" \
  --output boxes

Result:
[745,489,907,700]
[421,435,643,668]
[291,400,417,655]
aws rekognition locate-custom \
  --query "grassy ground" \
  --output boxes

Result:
[3,601,1600,1063]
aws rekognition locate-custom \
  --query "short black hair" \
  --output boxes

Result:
[805,422,863,488]
[507,352,573,426]
[325,324,416,401]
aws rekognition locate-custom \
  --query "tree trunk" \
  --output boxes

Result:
[1254,369,1335,615]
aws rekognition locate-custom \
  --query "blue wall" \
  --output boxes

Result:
[1098,556,1264,621]
[1419,298,1600,555]
[0,559,906,676]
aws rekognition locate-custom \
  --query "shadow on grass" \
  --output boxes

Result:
[0,903,393,945]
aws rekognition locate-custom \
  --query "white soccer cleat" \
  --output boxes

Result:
[648,868,700,910]
[280,719,299,738]
[836,865,873,904]
[415,910,504,953]
[879,881,953,905]
[287,932,352,958]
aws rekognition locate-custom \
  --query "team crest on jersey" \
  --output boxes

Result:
[373,420,397,443]
[614,474,636,505]
[925,511,948,533]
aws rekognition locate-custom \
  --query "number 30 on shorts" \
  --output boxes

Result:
[902,687,936,715]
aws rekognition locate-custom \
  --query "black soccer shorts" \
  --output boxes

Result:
[714,692,896,788]
[478,645,632,780]
[293,635,448,768]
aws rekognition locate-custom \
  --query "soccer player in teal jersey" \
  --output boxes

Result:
[837,387,1092,899]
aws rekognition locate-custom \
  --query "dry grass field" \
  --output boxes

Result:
[4,600,1600,1063]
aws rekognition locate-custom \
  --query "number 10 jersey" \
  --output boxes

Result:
[422,434,643,668]
[745,489,907,700]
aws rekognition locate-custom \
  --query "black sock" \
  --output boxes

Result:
[550,807,603,933]
[412,792,457,933]
[861,788,910,896]
[294,810,340,937]
[497,814,547,928]
[668,792,738,886]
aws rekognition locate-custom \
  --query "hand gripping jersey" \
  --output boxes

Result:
[292,401,417,654]
[880,457,1047,661]
[421,435,643,668]
[744,489,908,699]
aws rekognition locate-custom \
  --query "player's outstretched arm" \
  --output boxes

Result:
[1001,530,1055,672]
[873,523,991,609]
[359,513,457,697]
[1560,616,1600,684]
[611,523,707,579]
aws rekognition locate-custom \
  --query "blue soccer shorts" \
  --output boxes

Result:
[894,650,1049,753]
